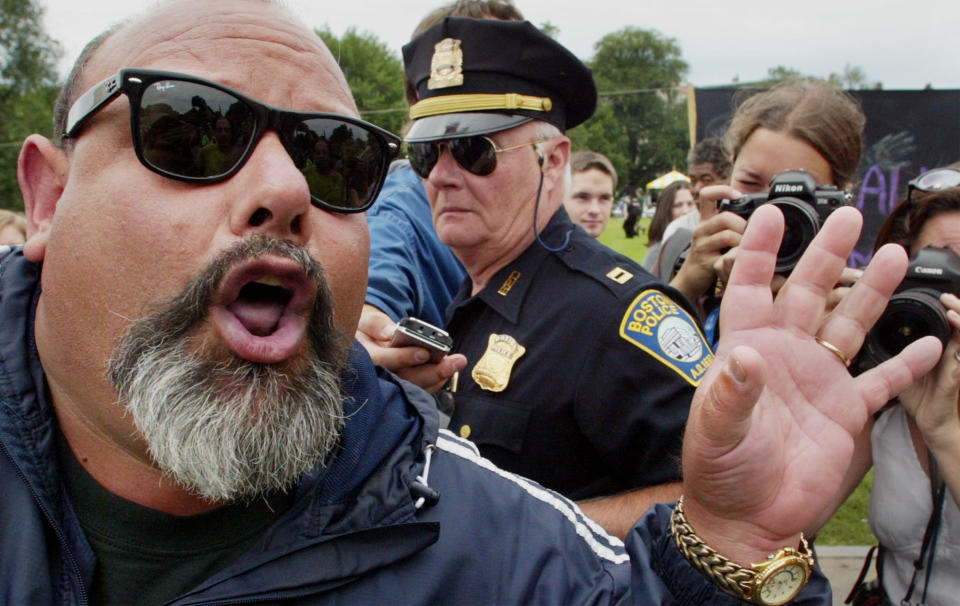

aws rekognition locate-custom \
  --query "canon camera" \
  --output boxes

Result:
[857,246,960,370]
[719,170,851,273]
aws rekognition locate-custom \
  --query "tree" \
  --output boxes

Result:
[538,22,559,38]
[0,0,62,211]
[760,65,807,85]
[828,64,881,90]
[759,64,881,90]
[576,27,689,195]
[316,26,407,137]
[567,103,630,192]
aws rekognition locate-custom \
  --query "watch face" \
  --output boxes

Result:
[757,561,807,605]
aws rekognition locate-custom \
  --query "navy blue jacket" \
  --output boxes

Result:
[0,247,830,604]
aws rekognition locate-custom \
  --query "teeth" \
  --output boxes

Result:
[253,275,285,287]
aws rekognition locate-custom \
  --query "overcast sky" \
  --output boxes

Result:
[41,0,959,90]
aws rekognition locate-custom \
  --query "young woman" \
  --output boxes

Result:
[641,180,694,271]
[841,170,960,605]
[667,80,865,324]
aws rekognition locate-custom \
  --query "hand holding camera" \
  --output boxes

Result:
[718,169,851,274]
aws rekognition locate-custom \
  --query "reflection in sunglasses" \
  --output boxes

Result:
[407,136,544,179]
[63,68,400,213]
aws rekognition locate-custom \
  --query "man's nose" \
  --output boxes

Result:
[228,131,313,242]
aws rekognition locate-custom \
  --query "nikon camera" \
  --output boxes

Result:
[856,246,960,371]
[719,169,851,273]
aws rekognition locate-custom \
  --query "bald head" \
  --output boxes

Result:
[55,0,355,143]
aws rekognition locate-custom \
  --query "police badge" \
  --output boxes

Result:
[427,38,464,90]
[472,334,525,392]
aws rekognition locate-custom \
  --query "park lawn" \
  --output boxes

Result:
[597,217,650,264]
[598,216,876,546]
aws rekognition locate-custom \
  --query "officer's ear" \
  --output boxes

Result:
[18,134,69,262]
[538,136,569,185]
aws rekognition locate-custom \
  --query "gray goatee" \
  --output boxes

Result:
[108,235,347,502]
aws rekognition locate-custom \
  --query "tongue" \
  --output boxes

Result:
[227,300,285,336]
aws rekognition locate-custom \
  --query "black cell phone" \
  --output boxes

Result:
[389,317,453,363]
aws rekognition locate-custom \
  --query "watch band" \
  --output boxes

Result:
[670,495,814,604]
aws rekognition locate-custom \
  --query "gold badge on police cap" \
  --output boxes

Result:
[472,334,525,392]
[427,38,464,90]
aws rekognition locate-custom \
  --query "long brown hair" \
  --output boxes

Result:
[647,180,692,246]
[724,81,865,188]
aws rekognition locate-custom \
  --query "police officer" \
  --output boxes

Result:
[403,17,713,538]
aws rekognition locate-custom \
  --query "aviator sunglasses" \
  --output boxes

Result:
[63,69,400,213]
[907,167,960,205]
[407,136,544,178]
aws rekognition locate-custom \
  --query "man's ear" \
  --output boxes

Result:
[18,134,69,262]
[541,136,570,187]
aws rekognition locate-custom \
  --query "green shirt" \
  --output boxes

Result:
[58,435,293,605]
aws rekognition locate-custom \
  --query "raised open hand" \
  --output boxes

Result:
[680,205,942,565]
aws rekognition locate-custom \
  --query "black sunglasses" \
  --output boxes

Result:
[63,68,400,213]
[907,167,960,205]
[407,136,544,178]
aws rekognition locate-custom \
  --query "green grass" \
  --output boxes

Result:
[597,216,651,263]
[817,471,876,545]
[599,215,876,546]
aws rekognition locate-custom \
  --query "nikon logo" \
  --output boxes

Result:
[915,266,943,275]
[773,184,804,193]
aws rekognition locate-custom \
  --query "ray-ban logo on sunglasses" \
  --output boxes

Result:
[153,81,176,93]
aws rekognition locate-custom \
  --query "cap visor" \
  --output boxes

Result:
[405,113,533,143]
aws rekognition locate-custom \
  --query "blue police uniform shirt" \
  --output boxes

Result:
[445,208,713,500]
[366,161,466,326]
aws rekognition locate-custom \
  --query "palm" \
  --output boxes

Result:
[681,206,941,557]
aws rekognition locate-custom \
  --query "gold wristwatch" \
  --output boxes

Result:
[671,496,814,605]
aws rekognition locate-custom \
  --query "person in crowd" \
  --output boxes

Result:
[402,16,710,538]
[1,1,944,604]
[642,180,695,271]
[356,0,525,392]
[666,81,865,332]
[623,193,643,237]
[832,168,960,606]
[652,138,731,277]
[688,137,731,201]
[564,150,618,238]
[0,209,27,245]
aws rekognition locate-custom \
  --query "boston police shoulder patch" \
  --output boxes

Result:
[619,289,714,386]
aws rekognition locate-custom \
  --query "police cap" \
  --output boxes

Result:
[402,17,597,143]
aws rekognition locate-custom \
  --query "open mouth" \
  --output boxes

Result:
[211,258,316,363]
[229,276,296,337]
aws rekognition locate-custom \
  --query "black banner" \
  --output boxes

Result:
[694,87,960,264]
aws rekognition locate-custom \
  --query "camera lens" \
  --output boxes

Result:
[861,290,950,368]
[773,198,820,273]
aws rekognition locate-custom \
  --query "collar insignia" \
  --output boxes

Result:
[498,271,521,296]
[606,267,634,284]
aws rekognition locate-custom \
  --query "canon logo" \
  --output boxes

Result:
[915,266,943,275]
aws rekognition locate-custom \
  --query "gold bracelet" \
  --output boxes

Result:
[670,496,815,606]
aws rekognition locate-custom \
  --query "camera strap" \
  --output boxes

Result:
[900,452,946,606]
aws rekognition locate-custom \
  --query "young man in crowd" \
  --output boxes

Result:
[564,150,618,238]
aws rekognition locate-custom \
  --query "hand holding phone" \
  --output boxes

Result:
[389,317,452,364]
